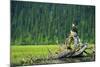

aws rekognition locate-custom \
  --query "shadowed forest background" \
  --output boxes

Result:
[11,1,95,45]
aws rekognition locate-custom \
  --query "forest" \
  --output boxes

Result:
[11,1,95,45]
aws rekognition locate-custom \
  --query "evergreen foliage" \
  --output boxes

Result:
[11,1,95,45]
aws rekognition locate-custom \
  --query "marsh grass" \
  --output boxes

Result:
[11,44,95,66]
[11,45,59,65]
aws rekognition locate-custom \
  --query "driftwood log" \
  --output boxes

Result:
[53,43,87,59]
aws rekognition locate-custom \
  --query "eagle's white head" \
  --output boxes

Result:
[72,23,75,27]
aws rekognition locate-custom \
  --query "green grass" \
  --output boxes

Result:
[11,44,95,65]
[11,45,59,65]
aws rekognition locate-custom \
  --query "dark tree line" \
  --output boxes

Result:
[11,1,95,45]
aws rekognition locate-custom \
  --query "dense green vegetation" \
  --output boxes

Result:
[11,45,94,65]
[11,1,95,66]
[11,1,95,45]
[11,45,59,65]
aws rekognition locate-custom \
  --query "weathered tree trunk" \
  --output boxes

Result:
[55,44,87,59]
